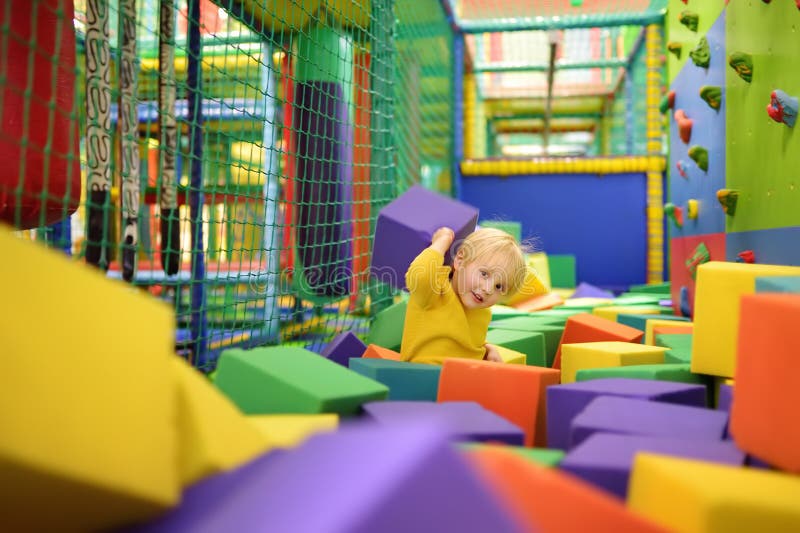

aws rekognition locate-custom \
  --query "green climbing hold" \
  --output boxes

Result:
[679,11,699,32]
[690,37,710,68]
[667,41,682,59]
[699,86,722,110]
[729,52,753,83]
[688,146,709,172]
[717,189,739,216]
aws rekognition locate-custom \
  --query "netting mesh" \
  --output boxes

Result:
[2,0,663,370]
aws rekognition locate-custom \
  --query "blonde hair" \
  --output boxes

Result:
[455,227,528,296]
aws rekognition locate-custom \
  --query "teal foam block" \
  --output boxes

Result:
[656,333,694,364]
[548,254,577,288]
[485,329,547,367]
[755,276,800,294]
[617,313,690,332]
[215,346,388,415]
[348,358,441,401]
[368,299,407,350]
[489,316,564,367]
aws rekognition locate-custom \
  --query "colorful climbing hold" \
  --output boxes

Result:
[699,85,722,110]
[659,90,676,114]
[690,37,710,68]
[688,145,708,172]
[679,11,699,32]
[667,41,682,59]
[664,203,685,229]
[685,242,710,280]
[687,199,699,220]
[766,89,798,128]
[674,109,693,144]
[736,250,756,264]
[728,52,753,83]
[677,160,688,179]
[716,189,739,216]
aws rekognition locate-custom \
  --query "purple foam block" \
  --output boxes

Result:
[560,433,745,499]
[569,282,615,299]
[137,420,524,533]
[546,378,708,450]
[321,331,368,366]
[362,401,525,446]
[717,383,734,439]
[120,451,286,532]
[569,396,728,449]
[371,185,479,289]
[294,81,353,298]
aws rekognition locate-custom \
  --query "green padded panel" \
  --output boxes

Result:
[458,443,564,467]
[479,220,522,243]
[489,317,564,367]
[656,333,694,364]
[548,255,576,289]
[727,0,800,231]
[215,346,388,415]
[367,299,407,351]
[348,358,441,402]
[485,329,546,367]
[666,0,727,84]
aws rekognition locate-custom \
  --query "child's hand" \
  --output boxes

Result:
[484,343,503,363]
[430,227,455,255]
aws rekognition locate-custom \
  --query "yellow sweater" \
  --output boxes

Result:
[400,248,490,365]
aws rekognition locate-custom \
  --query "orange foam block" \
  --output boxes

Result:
[437,358,560,447]
[730,293,800,473]
[466,447,666,532]
[552,313,644,370]
[511,291,564,312]
[362,344,402,361]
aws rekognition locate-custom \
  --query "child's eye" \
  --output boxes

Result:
[495,283,504,291]
[480,270,488,278]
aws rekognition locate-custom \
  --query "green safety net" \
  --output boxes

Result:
[2,0,662,371]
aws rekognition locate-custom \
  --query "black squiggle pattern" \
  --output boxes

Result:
[120,0,140,281]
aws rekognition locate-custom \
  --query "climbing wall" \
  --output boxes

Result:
[665,0,726,84]
[725,0,800,264]
[667,1,800,316]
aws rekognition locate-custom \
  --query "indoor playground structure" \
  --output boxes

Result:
[2,0,800,530]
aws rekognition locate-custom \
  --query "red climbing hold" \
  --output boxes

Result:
[674,109,694,144]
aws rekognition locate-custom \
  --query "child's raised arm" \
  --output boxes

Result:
[430,226,455,255]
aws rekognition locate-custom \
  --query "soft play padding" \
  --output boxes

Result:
[320,331,367,366]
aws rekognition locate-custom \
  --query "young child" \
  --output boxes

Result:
[400,226,528,365]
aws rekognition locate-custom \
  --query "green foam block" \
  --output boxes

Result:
[627,282,671,294]
[348,357,441,401]
[489,316,564,367]
[548,254,576,289]
[656,333,694,364]
[367,299,407,351]
[215,346,388,416]
[616,313,689,332]
[458,442,564,467]
[485,329,546,367]
[575,363,706,387]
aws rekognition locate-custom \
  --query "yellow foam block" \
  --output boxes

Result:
[248,414,339,449]
[527,252,552,291]
[551,287,576,299]
[628,453,800,532]
[505,267,549,306]
[644,319,693,345]
[496,345,527,365]
[173,358,269,486]
[0,226,178,531]
[593,306,661,321]
[692,261,800,377]
[560,341,667,384]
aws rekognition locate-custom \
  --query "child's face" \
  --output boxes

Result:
[451,254,510,310]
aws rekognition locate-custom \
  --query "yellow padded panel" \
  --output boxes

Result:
[560,341,667,384]
[0,226,178,531]
[173,358,269,486]
[645,319,693,345]
[248,414,339,450]
[628,453,800,532]
[496,345,527,365]
[692,262,800,377]
[593,306,661,321]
